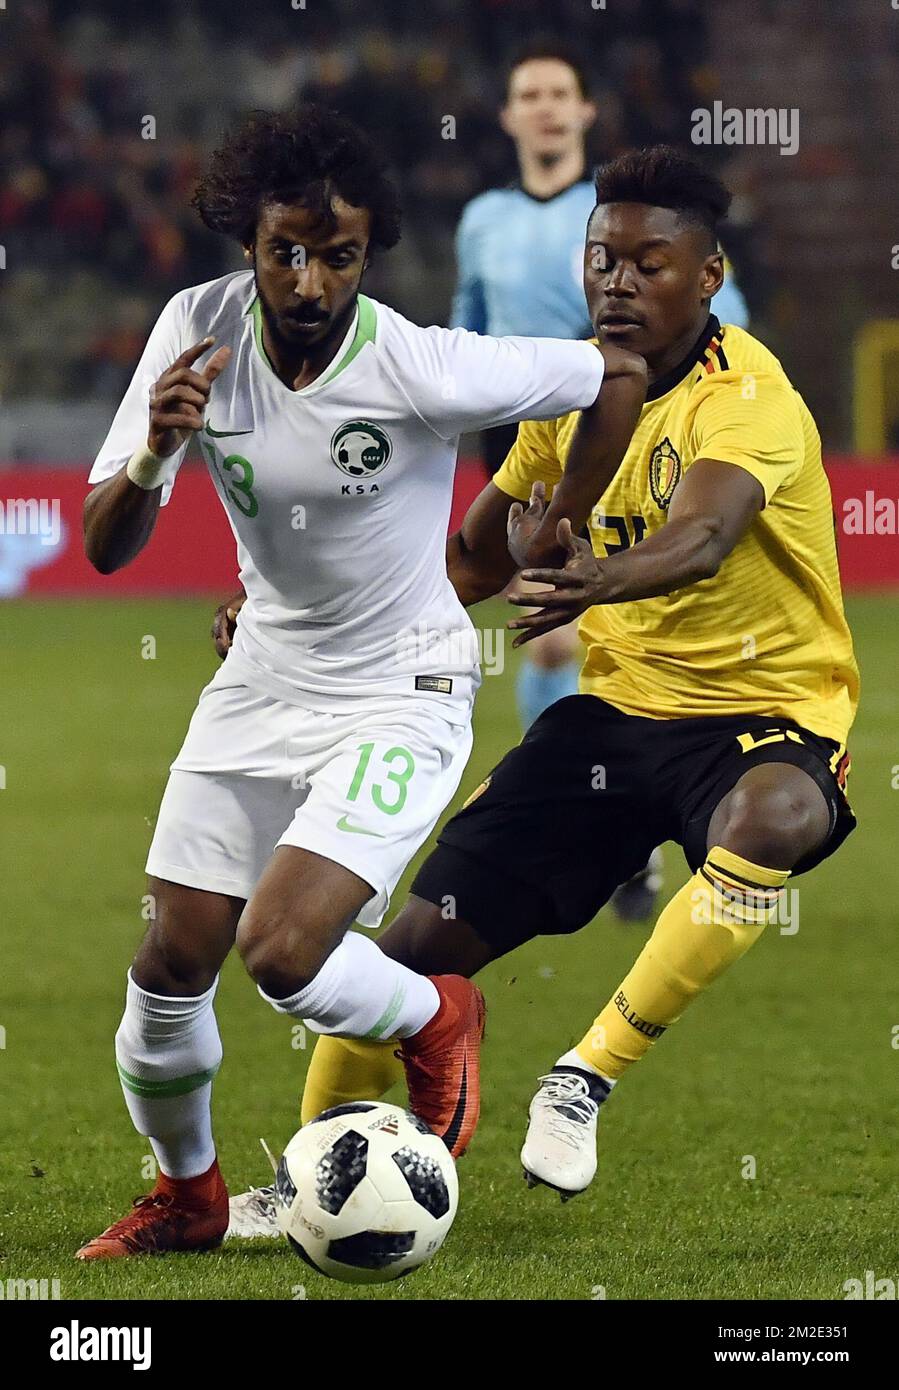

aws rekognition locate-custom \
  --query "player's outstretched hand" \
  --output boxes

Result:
[506,480,548,569]
[507,518,600,646]
[211,591,246,660]
[148,338,232,458]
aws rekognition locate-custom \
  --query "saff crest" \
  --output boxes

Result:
[649,437,682,510]
[330,420,393,478]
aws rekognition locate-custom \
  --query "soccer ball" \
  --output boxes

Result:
[275,1101,459,1284]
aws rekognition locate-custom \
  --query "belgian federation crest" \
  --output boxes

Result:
[330,421,393,478]
[649,437,682,510]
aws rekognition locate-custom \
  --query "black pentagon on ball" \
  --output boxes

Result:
[327,1229,416,1270]
[392,1146,451,1218]
[275,1155,297,1206]
[315,1131,369,1215]
[404,1111,436,1136]
[287,1233,327,1274]
[307,1102,380,1124]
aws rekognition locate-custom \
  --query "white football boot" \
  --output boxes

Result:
[520,1067,611,1201]
[226,1184,280,1239]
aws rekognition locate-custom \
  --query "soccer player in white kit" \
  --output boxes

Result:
[75,106,646,1259]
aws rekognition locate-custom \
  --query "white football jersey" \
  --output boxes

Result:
[89,270,604,711]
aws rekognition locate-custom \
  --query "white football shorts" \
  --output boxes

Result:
[145,673,474,928]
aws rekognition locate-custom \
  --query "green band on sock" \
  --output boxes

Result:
[116,1061,220,1099]
[361,983,405,1041]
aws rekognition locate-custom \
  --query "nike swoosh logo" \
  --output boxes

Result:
[336,814,385,837]
[205,423,253,438]
[442,1053,468,1156]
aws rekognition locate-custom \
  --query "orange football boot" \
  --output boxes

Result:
[75,1159,228,1259]
[399,976,486,1158]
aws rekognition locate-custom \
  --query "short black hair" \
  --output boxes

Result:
[192,104,402,253]
[593,145,731,249]
[505,37,591,100]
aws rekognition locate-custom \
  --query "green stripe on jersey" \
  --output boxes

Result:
[117,1062,220,1099]
[249,294,376,386]
[251,296,274,372]
[319,294,377,385]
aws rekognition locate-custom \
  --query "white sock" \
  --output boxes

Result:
[555,1047,617,1088]
[259,930,439,1040]
[115,970,222,1179]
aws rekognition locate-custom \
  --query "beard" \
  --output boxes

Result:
[252,260,359,358]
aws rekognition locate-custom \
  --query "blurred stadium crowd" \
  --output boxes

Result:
[2,0,896,455]
[1,0,724,411]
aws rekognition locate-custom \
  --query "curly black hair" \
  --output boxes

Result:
[593,145,731,249]
[192,103,402,252]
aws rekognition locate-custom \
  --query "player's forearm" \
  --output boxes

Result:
[446,528,515,606]
[83,468,162,574]
[524,348,648,568]
[85,337,230,574]
[447,482,520,605]
[592,515,726,602]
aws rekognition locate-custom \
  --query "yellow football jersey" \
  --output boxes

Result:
[494,318,859,745]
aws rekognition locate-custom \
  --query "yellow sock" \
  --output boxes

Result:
[300,1035,405,1124]
[577,847,790,1080]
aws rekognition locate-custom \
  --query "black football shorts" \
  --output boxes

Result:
[411,694,855,951]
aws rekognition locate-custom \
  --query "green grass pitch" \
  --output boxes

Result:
[1,595,897,1301]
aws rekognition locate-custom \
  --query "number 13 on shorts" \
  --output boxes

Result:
[342,742,417,828]
[276,712,472,928]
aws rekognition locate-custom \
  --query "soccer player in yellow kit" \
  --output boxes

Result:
[238,145,859,1215]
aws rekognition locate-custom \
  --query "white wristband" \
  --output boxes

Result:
[126,446,171,491]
